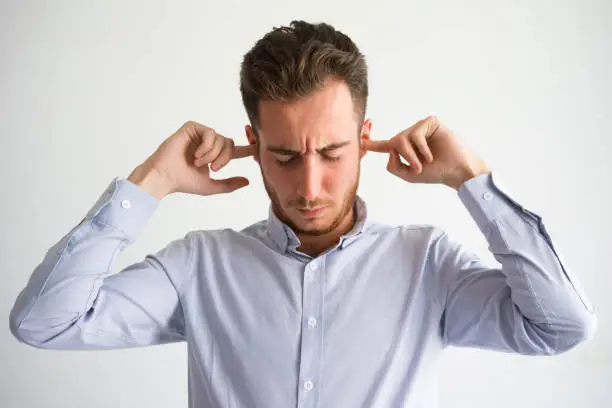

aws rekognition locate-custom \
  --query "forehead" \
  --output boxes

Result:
[257,79,359,149]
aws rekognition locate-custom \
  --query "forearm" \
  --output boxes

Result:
[128,162,172,200]
[458,173,596,348]
[9,178,159,347]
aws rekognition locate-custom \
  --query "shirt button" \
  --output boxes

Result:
[482,192,493,201]
[308,262,318,271]
[308,317,318,328]
[304,380,314,391]
[121,199,132,209]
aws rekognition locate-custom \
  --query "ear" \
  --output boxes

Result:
[245,124,260,163]
[359,119,373,159]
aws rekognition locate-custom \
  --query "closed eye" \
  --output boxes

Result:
[276,154,341,166]
[276,156,298,166]
[322,155,340,162]
[269,141,349,166]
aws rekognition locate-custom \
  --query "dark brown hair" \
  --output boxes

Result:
[240,20,368,136]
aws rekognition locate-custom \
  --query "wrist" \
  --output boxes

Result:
[447,159,490,191]
[127,163,173,200]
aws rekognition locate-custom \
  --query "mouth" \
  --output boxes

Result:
[296,206,327,218]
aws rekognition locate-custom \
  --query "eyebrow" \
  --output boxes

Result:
[267,141,351,156]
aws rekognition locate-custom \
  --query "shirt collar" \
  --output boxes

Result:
[266,195,369,253]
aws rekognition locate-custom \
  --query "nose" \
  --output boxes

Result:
[296,155,322,203]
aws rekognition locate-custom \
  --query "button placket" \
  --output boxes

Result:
[297,259,324,407]
[306,261,318,284]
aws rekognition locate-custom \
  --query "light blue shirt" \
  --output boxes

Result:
[9,172,596,408]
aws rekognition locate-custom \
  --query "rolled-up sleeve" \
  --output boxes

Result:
[9,178,194,350]
[436,172,596,355]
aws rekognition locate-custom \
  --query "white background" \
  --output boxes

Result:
[1,1,609,407]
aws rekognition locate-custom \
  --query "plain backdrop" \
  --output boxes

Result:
[1,1,610,407]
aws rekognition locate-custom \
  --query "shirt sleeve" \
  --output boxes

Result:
[9,177,195,350]
[435,172,596,355]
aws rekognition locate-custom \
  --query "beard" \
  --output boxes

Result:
[261,166,360,237]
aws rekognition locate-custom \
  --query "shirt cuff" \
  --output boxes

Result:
[457,171,525,233]
[84,177,160,240]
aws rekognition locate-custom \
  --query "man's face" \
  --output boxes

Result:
[246,78,371,236]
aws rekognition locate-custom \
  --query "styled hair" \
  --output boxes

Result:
[239,20,368,135]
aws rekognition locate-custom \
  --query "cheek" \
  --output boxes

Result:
[261,160,293,194]
[326,162,358,192]
[260,156,280,178]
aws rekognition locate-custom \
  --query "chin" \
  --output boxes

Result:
[288,206,342,235]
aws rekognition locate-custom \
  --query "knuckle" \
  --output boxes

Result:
[214,135,225,149]
[201,130,216,145]
[183,120,199,129]
[427,115,440,128]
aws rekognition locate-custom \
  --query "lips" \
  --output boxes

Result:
[296,206,327,217]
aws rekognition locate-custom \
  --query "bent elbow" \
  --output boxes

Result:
[8,312,39,348]
[544,310,598,355]
[570,309,597,344]
[8,306,80,349]
[9,313,49,349]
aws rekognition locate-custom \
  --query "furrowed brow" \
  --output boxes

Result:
[317,141,350,153]
[267,147,300,156]
[267,141,350,155]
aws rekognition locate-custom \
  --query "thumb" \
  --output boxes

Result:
[207,177,250,195]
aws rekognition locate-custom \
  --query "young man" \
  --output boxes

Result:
[10,20,596,408]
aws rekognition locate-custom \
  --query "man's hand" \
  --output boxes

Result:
[363,115,490,190]
[128,121,256,199]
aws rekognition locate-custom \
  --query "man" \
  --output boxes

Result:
[9,20,596,408]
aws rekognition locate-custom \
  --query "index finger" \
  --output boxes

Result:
[232,144,256,159]
[362,138,393,153]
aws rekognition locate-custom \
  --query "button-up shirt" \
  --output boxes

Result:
[9,172,596,408]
